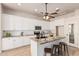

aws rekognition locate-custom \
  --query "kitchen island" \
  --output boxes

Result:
[31,36,65,56]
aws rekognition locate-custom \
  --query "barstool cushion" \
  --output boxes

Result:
[44,48,52,53]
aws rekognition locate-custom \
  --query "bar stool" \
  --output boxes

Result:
[44,48,52,56]
[59,42,69,56]
[51,44,60,56]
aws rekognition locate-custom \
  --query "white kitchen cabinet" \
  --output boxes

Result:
[22,37,30,45]
[2,14,22,30]
[13,18,22,30]
[2,38,14,50]
[21,18,35,30]
[11,37,24,48]
[2,14,15,30]
[2,14,50,30]
[2,36,31,50]
[2,14,34,30]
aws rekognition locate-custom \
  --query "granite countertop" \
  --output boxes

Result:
[31,36,65,44]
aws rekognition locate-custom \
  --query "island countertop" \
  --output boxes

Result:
[31,36,65,44]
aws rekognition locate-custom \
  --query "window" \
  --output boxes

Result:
[56,25,64,36]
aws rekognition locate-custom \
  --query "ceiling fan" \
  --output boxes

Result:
[41,3,60,21]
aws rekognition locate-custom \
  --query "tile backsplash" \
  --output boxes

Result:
[3,30,50,37]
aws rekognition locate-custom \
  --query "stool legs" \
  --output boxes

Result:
[51,45,60,56]
[44,42,69,56]
[59,42,69,56]
[64,45,69,56]
[65,45,69,56]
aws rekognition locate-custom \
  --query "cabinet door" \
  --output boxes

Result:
[2,14,23,30]
[2,14,15,30]
[22,37,30,45]
[13,37,23,48]
[2,38,14,50]
[13,16,22,30]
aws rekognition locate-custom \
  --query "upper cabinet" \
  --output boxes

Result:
[2,14,35,30]
[2,14,25,30]
[2,14,50,31]
[2,14,15,30]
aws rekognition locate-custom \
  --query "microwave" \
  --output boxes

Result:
[35,26,42,30]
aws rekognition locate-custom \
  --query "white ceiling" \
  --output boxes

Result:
[2,3,79,18]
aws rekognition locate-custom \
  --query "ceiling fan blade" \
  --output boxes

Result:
[51,16,55,18]
[50,12,58,15]
[40,12,44,14]
[50,8,60,15]
[49,16,55,18]
[53,12,65,17]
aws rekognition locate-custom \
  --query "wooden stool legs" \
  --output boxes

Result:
[59,42,69,56]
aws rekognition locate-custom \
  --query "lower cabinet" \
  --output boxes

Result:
[22,37,30,45]
[13,37,24,48]
[2,37,30,50]
[2,38,14,50]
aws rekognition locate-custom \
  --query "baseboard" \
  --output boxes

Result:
[68,45,78,48]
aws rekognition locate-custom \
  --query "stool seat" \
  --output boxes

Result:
[44,48,52,56]
[53,45,60,47]
[59,42,67,46]
[44,48,52,53]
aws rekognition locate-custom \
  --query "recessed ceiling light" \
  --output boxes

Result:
[56,8,59,10]
[34,9,38,12]
[17,3,21,6]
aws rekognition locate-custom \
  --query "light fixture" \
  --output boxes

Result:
[56,8,59,11]
[34,9,38,12]
[43,3,50,20]
[40,3,60,21]
[43,15,50,20]
[17,3,21,6]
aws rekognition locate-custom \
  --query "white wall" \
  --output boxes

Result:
[50,18,64,34]
[50,9,79,47]
[50,9,79,31]
[50,11,78,36]
[0,4,2,53]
